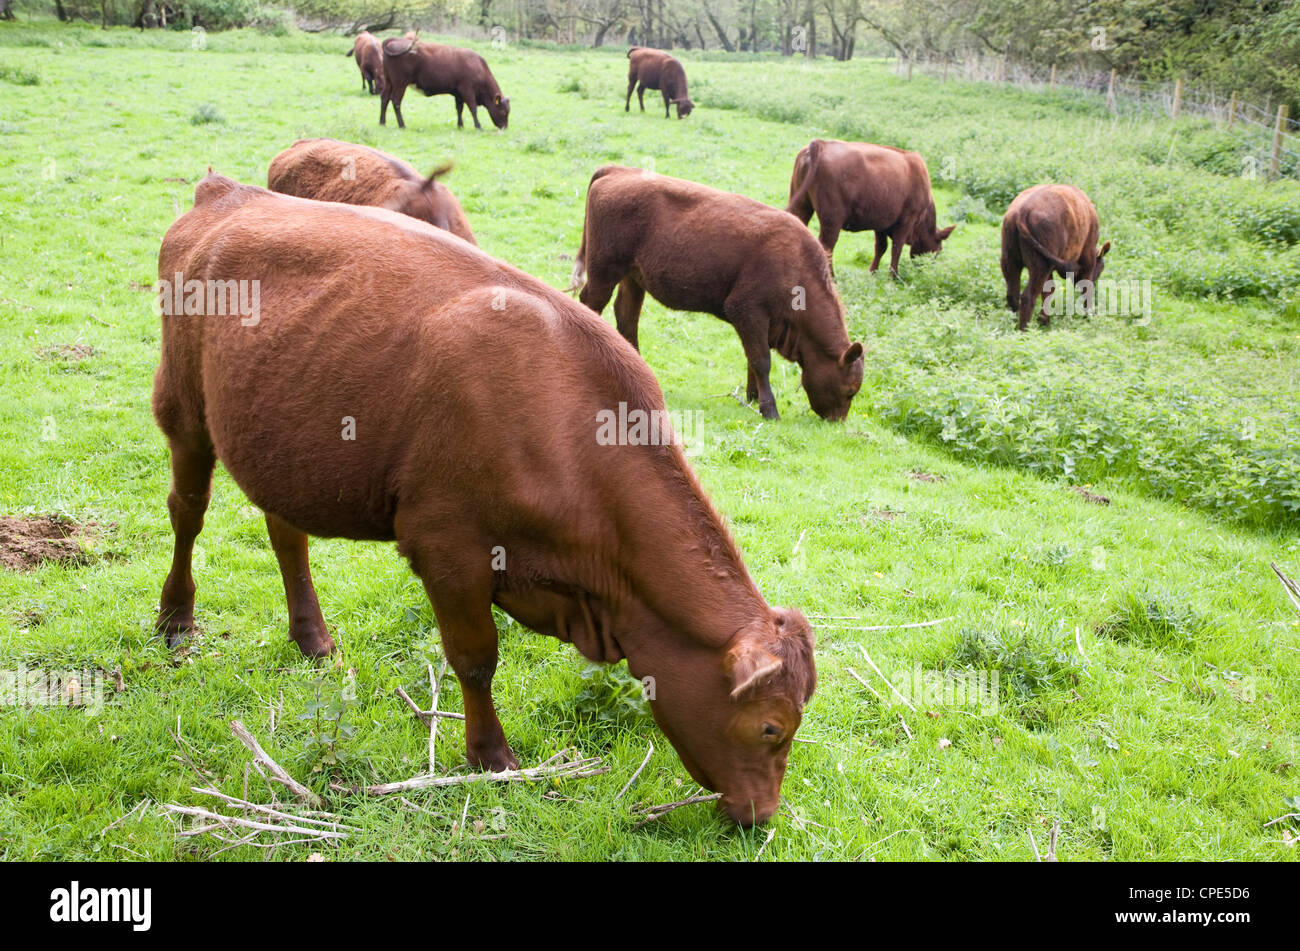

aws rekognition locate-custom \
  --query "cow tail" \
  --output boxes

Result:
[1016,221,1074,274]
[786,139,822,215]
[569,224,588,296]
[346,47,354,58]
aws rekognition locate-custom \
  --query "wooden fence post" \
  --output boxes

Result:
[1049,63,1056,91]
[1171,77,1183,120]
[1106,69,1116,112]
[942,58,948,84]
[907,54,913,81]
[1226,91,1237,129]
[1271,104,1291,180]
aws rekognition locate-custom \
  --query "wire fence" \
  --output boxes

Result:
[897,55,1299,182]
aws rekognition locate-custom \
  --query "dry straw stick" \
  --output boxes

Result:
[630,792,723,830]
[347,753,608,796]
[229,719,322,807]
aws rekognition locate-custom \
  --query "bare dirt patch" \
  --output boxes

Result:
[909,469,945,483]
[36,343,98,362]
[0,515,97,571]
[1070,486,1112,506]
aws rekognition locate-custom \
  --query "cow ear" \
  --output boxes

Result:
[840,341,863,367]
[727,641,783,700]
[1098,240,1111,258]
[937,225,955,241]
[494,94,501,104]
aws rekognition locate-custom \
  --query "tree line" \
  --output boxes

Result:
[9,0,1298,110]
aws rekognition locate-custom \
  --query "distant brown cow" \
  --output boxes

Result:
[153,172,816,826]
[346,31,384,95]
[1001,184,1110,330]
[787,139,954,277]
[626,47,694,119]
[572,166,863,421]
[380,37,509,130]
[267,138,475,244]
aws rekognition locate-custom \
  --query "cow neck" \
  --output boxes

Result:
[602,451,769,655]
[800,284,851,362]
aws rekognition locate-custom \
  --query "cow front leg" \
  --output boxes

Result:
[156,440,215,646]
[411,553,517,772]
[265,512,335,658]
[612,277,646,352]
[454,95,465,128]
[888,236,904,278]
[869,231,887,273]
[746,365,758,404]
[731,309,778,420]
[663,90,671,118]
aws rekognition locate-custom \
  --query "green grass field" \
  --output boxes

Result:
[1,21,1298,861]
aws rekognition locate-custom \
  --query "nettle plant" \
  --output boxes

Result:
[297,671,358,774]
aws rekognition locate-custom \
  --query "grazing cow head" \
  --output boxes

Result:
[646,608,817,826]
[801,341,864,422]
[1085,240,1111,284]
[911,222,955,257]
[487,93,510,129]
[672,96,695,119]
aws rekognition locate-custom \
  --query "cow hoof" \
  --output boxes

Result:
[468,742,519,772]
[293,630,336,659]
[155,611,195,648]
[759,405,780,421]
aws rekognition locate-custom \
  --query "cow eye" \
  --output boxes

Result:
[761,722,781,741]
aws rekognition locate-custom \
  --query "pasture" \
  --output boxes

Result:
[1,21,1298,861]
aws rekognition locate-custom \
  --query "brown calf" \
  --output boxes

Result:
[380,37,509,130]
[152,172,816,825]
[267,138,475,244]
[346,31,384,95]
[1001,184,1110,330]
[788,139,954,276]
[626,47,695,119]
[572,165,863,421]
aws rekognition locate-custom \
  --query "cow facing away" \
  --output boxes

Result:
[787,139,954,276]
[1001,184,1110,330]
[267,138,475,244]
[626,47,694,119]
[572,165,863,421]
[152,172,816,826]
[346,31,384,95]
[380,36,509,130]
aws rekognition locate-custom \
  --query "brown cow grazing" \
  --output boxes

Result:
[346,31,384,95]
[267,138,476,244]
[787,139,954,277]
[626,47,694,119]
[572,166,863,422]
[1001,184,1110,330]
[379,37,509,130]
[153,172,816,826]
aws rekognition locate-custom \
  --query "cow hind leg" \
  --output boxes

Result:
[264,513,335,658]
[663,90,671,118]
[1001,251,1022,312]
[155,438,215,646]
[625,77,635,111]
[637,84,646,111]
[454,95,465,128]
[1020,262,1050,331]
[612,277,646,352]
[578,265,622,317]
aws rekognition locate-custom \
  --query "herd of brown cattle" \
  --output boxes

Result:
[152,39,1109,826]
